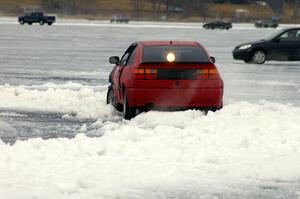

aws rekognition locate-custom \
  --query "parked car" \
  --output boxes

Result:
[255,20,278,28]
[110,14,130,23]
[107,41,224,119]
[18,12,56,25]
[203,20,232,30]
[232,28,300,64]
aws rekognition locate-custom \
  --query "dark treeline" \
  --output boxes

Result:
[41,0,210,15]
[0,0,298,22]
[40,0,298,19]
[41,0,98,14]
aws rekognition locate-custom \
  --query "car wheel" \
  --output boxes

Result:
[19,20,24,25]
[123,90,136,120]
[39,21,44,25]
[47,22,52,26]
[28,22,32,25]
[220,26,224,29]
[107,87,123,112]
[252,50,266,64]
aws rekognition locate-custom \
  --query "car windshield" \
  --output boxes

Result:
[142,45,210,63]
[264,29,289,41]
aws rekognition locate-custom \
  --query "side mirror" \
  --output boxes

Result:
[210,56,216,63]
[109,56,120,65]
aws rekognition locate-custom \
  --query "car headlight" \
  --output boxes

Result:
[239,44,252,50]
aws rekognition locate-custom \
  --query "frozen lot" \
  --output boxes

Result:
[0,19,300,198]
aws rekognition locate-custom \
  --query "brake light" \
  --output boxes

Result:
[196,68,219,79]
[133,68,157,79]
[133,69,145,79]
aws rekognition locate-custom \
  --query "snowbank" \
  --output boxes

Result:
[0,83,113,119]
[1,101,300,198]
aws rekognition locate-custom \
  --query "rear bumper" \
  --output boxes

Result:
[126,88,223,108]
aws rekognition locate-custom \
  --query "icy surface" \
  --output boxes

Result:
[0,19,300,198]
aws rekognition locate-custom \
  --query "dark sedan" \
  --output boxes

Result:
[203,20,232,30]
[233,28,300,64]
[255,20,279,28]
[110,14,130,23]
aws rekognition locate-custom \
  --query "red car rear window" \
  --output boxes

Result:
[142,46,210,63]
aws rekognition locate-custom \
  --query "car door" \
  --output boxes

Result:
[271,29,300,61]
[295,29,300,60]
[29,13,36,22]
[113,44,137,102]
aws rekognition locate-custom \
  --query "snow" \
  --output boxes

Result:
[1,19,300,198]
[1,102,300,198]
[0,84,113,119]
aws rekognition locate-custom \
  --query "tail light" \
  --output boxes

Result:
[133,68,157,79]
[133,68,219,80]
[196,68,220,79]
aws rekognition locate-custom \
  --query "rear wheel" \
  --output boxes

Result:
[123,90,136,120]
[47,22,53,26]
[107,87,123,112]
[39,21,44,25]
[19,20,24,25]
[28,22,32,25]
[252,50,266,64]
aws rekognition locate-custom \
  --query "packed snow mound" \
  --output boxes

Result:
[0,84,113,119]
[0,120,17,138]
[1,102,300,198]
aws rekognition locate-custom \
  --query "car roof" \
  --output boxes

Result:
[274,27,300,36]
[282,27,300,31]
[138,41,200,47]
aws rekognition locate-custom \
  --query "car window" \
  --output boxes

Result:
[142,46,210,63]
[296,30,300,41]
[126,47,137,66]
[120,53,130,66]
[120,44,136,66]
[280,30,299,41]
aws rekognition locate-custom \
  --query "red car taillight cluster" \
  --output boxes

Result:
[196,69,220,79]
[133,68,220,80]
[133,69,158,79]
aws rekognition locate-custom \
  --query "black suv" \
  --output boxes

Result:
[203,20,232,30]
[18,12,56,25]
[233,28,300,64]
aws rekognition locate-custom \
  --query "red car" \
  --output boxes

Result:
[107,41,224,119]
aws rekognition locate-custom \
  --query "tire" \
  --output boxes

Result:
[19,20,24,25]
[47,22,53,26]
[123,90,136,120]
[220,26,224,30]
[39,21,44,25]
[251,50,266,64]
[28,22,32,25]
[106,87,123,112]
